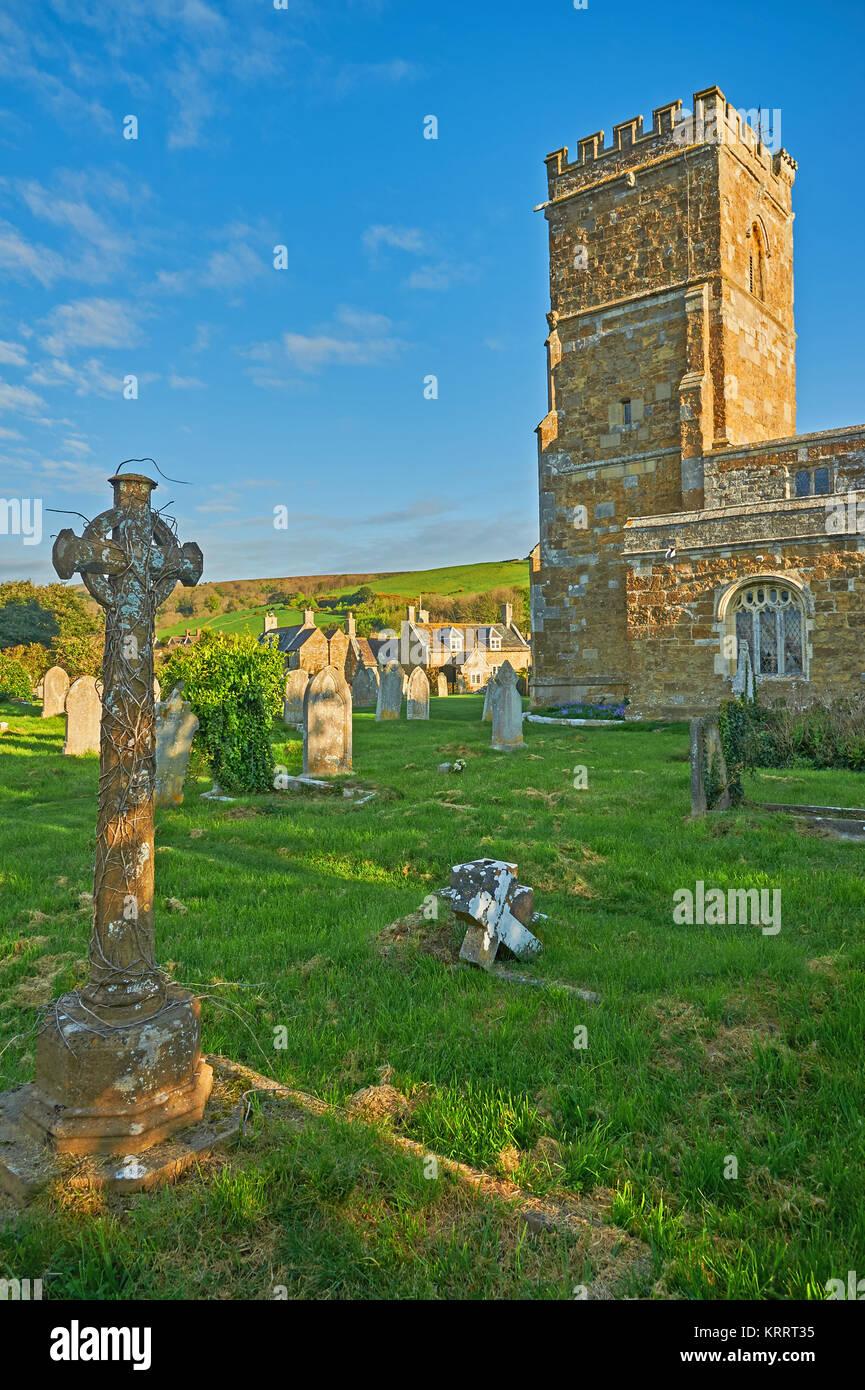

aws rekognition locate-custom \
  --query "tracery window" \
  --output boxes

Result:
[733,584,804,678]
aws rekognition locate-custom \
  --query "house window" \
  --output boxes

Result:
[449,632,463,652]
[489,633,501,651]
[622,398,632,426]
[733,584,804,678]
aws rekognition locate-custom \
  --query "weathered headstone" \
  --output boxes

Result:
[490,661,524,752]
[155,686,199,807]
[63,676,102,755]
[731,639,755,702]
[284,669,309,727]
[689,717,731,816]
[376,661,403,721]
[351,663,379,709]
[42,665,69,719]
[436,672,448,698]
[303,664,352,774]
[445,858,541,969]
[482,676,497,722]
[406,667,430,720]
[153,677,161,702]
[517,675,529,697]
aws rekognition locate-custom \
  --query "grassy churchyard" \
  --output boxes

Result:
[1,692,863,1300]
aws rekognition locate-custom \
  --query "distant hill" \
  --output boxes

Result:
[155,558,530,641]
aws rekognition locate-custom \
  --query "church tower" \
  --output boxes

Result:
[531,86,798,707]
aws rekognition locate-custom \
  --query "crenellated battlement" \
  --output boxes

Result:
[543,87,797,202]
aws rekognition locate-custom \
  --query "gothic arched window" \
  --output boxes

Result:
[733,584,803,678]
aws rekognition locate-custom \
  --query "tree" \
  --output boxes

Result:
[0,652,34,701]
[0,581,102,678]
[160,632,285,793]
[204,593,221,613]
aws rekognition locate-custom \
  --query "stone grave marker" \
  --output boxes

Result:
[376,661,403,721]
[690,717,731,816]
[436,672,448,697]
[155,686,199,807]
[352,663,379,709]
[63,676,102,755]
[284,669,309,728]
[406,667,430,720]
[490,661,524,751]
[482,674,498,722]
[153,677,161,702]
[444,858,541,969]
[42,665,69,719]
[303,664,352,774]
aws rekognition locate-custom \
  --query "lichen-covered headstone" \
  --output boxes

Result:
[63,675,101,755]
[352,663,379,709]
[42,665,69,719]
[490,661,524,752]
[731,639,755,702]
[153,677,161,702]
[482,674,498,722]
[376,661,403,721]
[406,667,430,720]
[436,672,448,698]
[284,669,309,727]
[155,686,199,807]
[445,858,541,969]
[303,664,352,774]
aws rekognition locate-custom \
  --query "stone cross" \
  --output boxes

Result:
[42,665,69,719]
[445,858,542,969]
[155,685,199,807]
[63,676,101,754]
[376,660,403,721]
[283,668,309,728]
[490,661,525,751]
[19,470,212,1158]
[303,664,352,774]
[406,666,430,719]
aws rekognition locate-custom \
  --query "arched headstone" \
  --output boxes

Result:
[376,661,403,721]
[490,661,524,752]
[303,665,352,774]
[482,674,498,722]
[284,669,309,727]
[63,676,101,755]
[155,687,199,806]
[407,667,430,720]
[436,672,448,698]
[352,663,379,709]
[42,666,69,719]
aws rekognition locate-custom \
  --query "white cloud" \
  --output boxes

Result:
[0,221,64,287]
[243,304,407,379]
[0,378,48,416]
[169,373,205,389]
[0,339,28,367]
[404,260,476,292]
[363,224,427,255]
[37,298,142,356]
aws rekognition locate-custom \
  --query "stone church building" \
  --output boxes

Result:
[530,86,865,717]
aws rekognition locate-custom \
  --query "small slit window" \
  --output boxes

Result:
[622,399,632,426]
[748,223,765,300]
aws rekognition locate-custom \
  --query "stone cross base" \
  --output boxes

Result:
[444,858,542,969]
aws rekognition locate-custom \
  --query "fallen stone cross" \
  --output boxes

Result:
[444,857,542,969]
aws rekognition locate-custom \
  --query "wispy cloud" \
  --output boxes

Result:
[363,224,427,255]
[243,305,407,380]
[36,298,143,356]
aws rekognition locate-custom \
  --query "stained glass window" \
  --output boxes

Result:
[732,584,804,678]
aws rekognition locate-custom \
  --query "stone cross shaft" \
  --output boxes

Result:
[52,473,202,1013]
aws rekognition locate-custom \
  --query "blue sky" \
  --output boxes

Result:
[1,0,863,585]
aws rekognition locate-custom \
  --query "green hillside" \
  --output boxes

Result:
[156,559,529,641]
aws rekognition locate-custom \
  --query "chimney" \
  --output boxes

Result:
[406,605,416,624]
[263,610,278,633]
[417,607,429,624]
[303,609,315,627]
[346,612,356,638]
[500,602,513,628]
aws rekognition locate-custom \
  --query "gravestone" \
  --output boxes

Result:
[376,661,403,721]
[63,676,102,755]
[303,664,352,774]
[153,677,161,702]
[436,672,448,698]
[406,667,430,720]
[689,717,731,816]
[42,666,69,719]
[482,675,498,722]
[445,858,541,969]
[155,686,199,807]
[352,663,379,709]
[490,661,524,751]
[284,669,309,727]
[731,639,755,702]
[517,675,528,697]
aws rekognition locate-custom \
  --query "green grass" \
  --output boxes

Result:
[155,558,529,640]
[1,696,863,1300]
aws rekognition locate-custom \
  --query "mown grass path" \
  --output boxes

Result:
[0,696,863,1298]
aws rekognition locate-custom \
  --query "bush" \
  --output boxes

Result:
[160,632,285,793]
[0,653,34,702]
[718,692,865,790]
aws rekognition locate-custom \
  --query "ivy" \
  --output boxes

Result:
[160,632,285,794]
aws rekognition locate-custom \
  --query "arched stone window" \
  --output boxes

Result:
[748,223,765,300]
[732,582,804,678]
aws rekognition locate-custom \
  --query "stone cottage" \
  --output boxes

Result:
[531,85,865,717]
[394,603,532,690]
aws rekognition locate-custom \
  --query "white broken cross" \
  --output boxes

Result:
[444,857,542,969]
